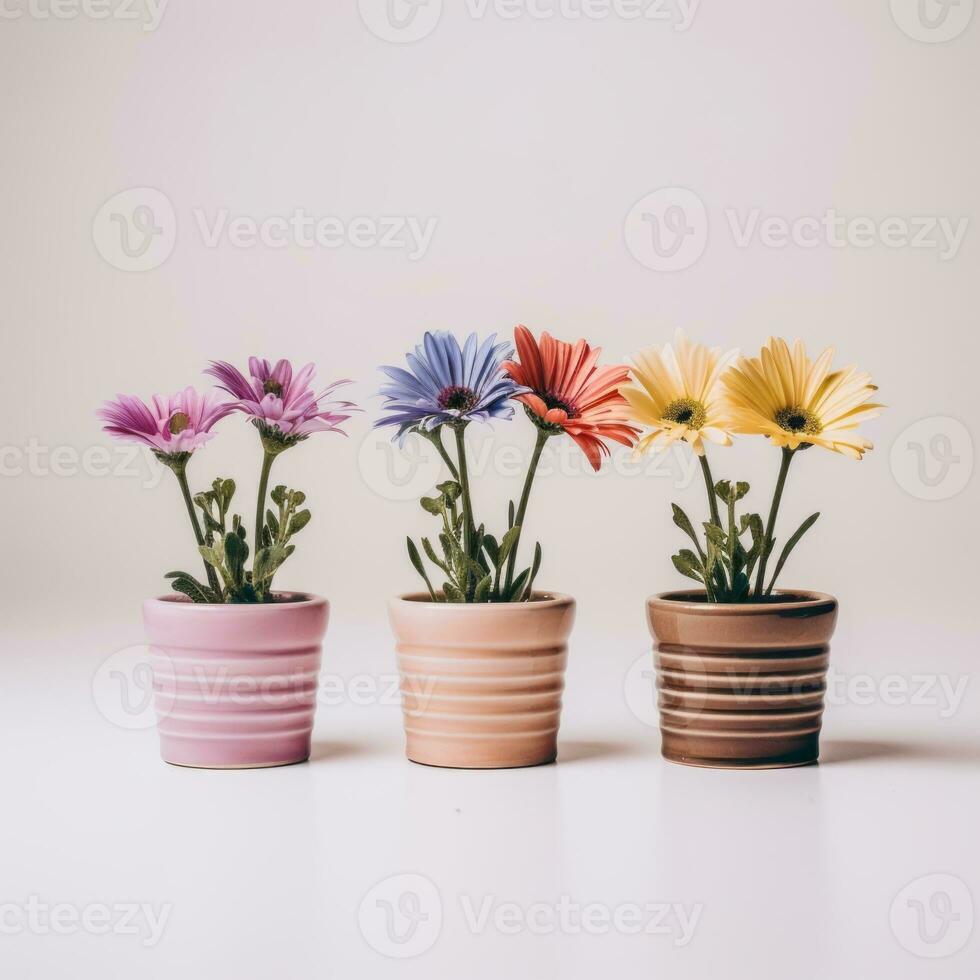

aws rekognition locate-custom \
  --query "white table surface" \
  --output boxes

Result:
[2,617,977,979]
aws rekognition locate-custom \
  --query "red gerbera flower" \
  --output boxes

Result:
[503,325,639,471]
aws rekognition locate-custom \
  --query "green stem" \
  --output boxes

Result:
[698,453,721,527]
[427,427,460,481]
[754,447,794,599]
[505,428,550,593]
[452,424,475,557]
[255,451,275,553]
[174,468,221,596]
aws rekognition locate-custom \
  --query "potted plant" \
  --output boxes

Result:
[97,358,357,769]
[377,327,637,768]
[623,332,883,769]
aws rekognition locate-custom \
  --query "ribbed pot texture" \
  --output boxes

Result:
[389,593,576,769]
[142,593,328,769]
[647,590,838,769]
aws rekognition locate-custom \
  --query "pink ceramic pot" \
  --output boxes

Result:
[142,593,328,769]
[388,592,576,769]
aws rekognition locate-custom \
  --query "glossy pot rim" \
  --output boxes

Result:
[144,591,326,612]
[648,589,836,615]
[391,590,574,611]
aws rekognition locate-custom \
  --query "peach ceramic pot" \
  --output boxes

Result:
[142,593,328,769]
[388,592,576,769]
[647,590,838,769]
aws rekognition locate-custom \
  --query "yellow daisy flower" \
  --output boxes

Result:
[722,337,883,459]
[623,330,737,458]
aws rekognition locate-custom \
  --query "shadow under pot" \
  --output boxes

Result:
[388,592,576,769]
[646,590,838,769]
[142,593,328,769]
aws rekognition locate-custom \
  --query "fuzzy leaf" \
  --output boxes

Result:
[167,574,217,604]
[672,551,704,583]
[474,574,492,603]
[436,480,462,503]
[420,496,443,515]
[507,568,530,602]
[523,542,542,600]
[443,581,465,604]
[496,525,522,568]
[288,509,312,536]
[672,503,706,561]
[271,485,287,506]
[422,537,449,574]
[482,534,499,567]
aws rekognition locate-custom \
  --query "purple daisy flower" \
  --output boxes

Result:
[97,388,231,459]
[205,357,357,451]
[375,331,522,441]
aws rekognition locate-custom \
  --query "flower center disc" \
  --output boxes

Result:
[263,379,284,397]
[168,412,190,435]
[775,406,822,434]
[439,385,477,412]
[662,398,706,429]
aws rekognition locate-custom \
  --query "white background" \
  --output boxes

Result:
[1,2,978,977]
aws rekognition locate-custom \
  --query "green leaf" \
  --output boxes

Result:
[496,525,522,568]
[287,509,312,536]
[672,551,704,583]
[167,574,217,604]
[714,480,733,505]
[271,485,287,506]
[420,495,443,515]
[703,522,727,549]
[474,574,492,603]
[523,542,542,600]
[220,478,236,506]
[291,490,306,506]
[406,537,426,578]
[266,509,280,537]
[421,538,449,574]
[507,568,530,602]
[766,513,820,595]
[672,503,706,561]
[443,581,465,603]
[482,534,499,567]
[507,500,515,528]
[436,480,462,503]
[224,531,248,586]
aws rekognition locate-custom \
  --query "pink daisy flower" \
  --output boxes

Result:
[205,357,357,451]
[97,387,231,459]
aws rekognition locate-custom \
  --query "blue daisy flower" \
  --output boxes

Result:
[375,331,522,441]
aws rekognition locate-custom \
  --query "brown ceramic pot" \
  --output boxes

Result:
[647,590,838,769]
[388,592,576,769]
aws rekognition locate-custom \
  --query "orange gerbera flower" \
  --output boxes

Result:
[503,325,639,471]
